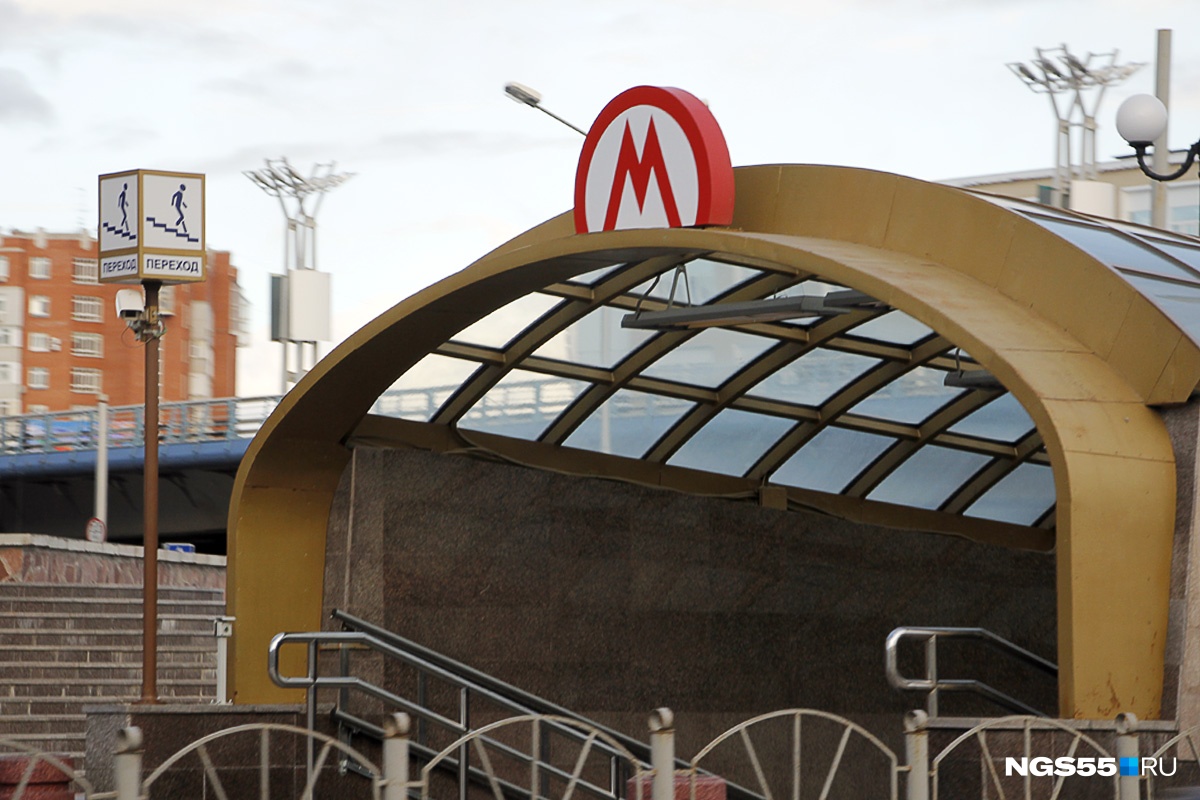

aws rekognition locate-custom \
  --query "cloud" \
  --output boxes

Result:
[0,68,53,124]
[89,124,159,151]
[201,77,273,100]
[202,59,321,101]
[0,1,38,44]
[194,142,343,175]
[359,130,574,160]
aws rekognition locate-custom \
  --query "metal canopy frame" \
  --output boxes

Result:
[228,163,1200,721]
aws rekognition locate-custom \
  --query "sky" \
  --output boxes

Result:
[2,0,1200,396]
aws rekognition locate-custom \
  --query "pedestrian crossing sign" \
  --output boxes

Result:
[98,169,206,284]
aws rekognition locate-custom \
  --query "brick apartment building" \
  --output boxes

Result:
[0,229,246,414]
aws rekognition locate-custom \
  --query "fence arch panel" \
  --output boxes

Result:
[688,708,901,800]
[143,722,381,800]
[930,715,1118,800]
[0,738,94,800]
[1143,723,1200,797]
[419,714,649,800]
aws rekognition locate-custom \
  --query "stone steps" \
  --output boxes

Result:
[0,679,213,696]
[0,697,209,716]
[0,645,213,664]
[0,606,220,623]
[0,634,217,652]
[0,663,217,681]
[0,573,225,764]
[0,715,85,735]
[0,614,222,623]
[0,582,222,600]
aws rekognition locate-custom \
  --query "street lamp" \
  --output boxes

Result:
[1116,93,1200,181]
[504,82,586,136]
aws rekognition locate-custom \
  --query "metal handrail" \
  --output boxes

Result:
[333,610,615,733]
[885,626,1058,717]
[333,610,758,794]
[269,627,640,800]
[270,612,761,800]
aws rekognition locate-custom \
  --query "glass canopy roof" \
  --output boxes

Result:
[366,191,1200,535]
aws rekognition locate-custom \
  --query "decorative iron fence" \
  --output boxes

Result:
[0,707,1188,799]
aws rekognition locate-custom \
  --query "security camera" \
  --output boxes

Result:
[115,288,145,320]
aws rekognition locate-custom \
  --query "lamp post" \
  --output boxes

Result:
[1116,93,1200,182]
[503,82,586,136]
[245,158,350,393]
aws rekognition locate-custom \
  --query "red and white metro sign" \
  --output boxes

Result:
[574,86,734,234]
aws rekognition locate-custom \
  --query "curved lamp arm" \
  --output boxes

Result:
[1132,140,1200,182]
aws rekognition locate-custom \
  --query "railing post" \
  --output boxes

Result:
[458,687,470,800]
[1116,712,1139,800]
[904,710,929,800]
[306,639,318,782]
[115,726,143,800]
[213,616,234,704]
[924,636,938,717]
[649,708,675,800]
[416,672,428,746]
[383,712,411,800]
[338,643,351,724]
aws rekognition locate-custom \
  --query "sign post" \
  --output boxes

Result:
[98,169,206,704]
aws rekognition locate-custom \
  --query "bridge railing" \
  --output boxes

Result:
[0,377,685,458]
[0,395,287,455]
[0,378,635,458]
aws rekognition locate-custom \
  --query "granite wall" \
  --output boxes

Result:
[323,446,1059,760]
[1164,403,1200,728]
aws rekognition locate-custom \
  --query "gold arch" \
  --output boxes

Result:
[228,165,1200,719]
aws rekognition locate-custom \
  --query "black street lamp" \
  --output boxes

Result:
[1116,93,1200,181]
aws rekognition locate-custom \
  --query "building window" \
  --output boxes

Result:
[29,257,51,280]
[71,332,103,358]
[0,327,14,347]
[28,332,51,352]
[29,296,50,318]
[26,404,48,414]
[0,400,17,416]
[72,258,98,284]
[70,367,102,394]
[71,296,102,322]
[0,256,8,281]
[27,367,49,390]
[0,362,16,384]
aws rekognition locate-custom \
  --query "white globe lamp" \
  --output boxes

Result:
[1116,94,1168,146]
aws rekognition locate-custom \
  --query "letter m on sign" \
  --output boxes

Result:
[604,118,681,231]
[574,85,735,234]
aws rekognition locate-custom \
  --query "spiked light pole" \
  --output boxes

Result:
[245,158,352,392]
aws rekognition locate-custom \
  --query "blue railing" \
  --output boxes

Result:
[0,395,285,455]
